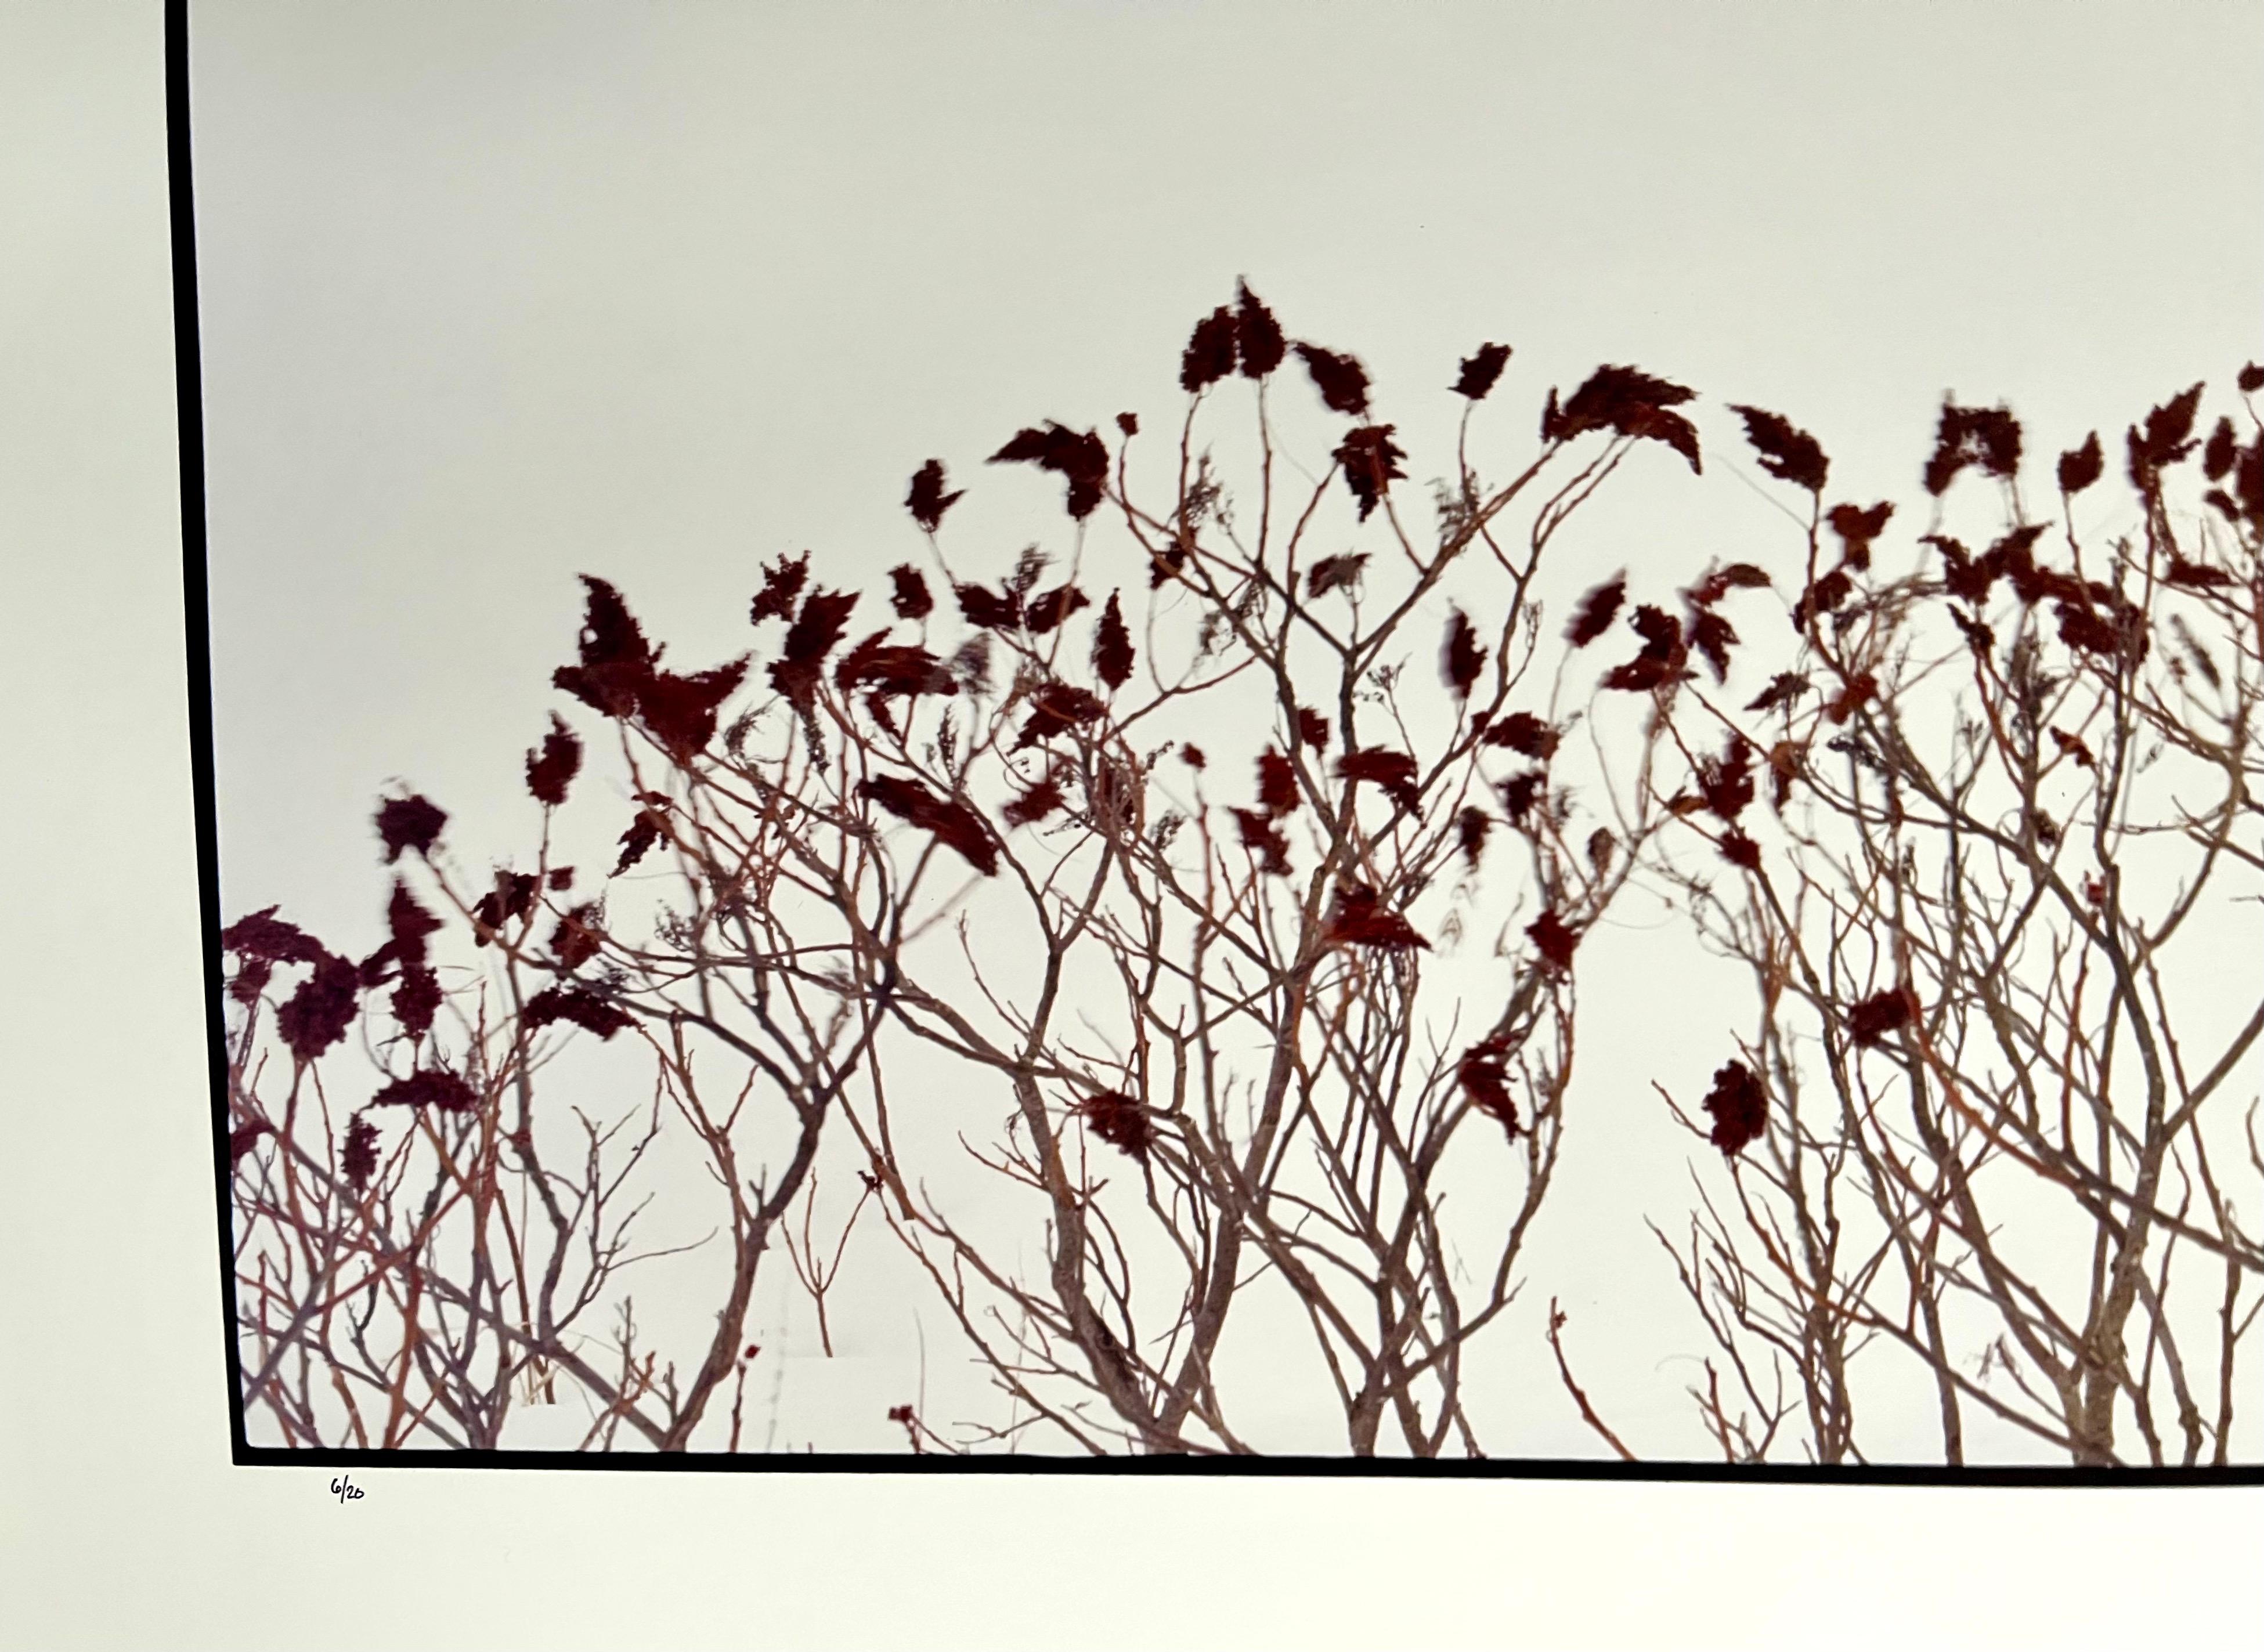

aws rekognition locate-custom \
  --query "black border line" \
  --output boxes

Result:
[167,1,2264,1490]
[169,0,251,1466]
[241,1448,2262,1487]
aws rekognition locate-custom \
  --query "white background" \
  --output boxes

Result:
[3,2,2261,1645]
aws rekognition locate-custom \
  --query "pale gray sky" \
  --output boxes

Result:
[195,1,2263,931]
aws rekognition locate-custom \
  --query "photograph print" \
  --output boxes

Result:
[186,2,2264,1469]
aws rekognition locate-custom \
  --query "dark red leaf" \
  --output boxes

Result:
[551,577,661,722]
[1295,707,1331,751]
[1689,610,1738,684]
[613,808,663,876]
[2057,433,2103,496]
[1181,305,1238,393]
[229,1120,272,1173]
[1230,807,1292,875]
[226,957,272,1007]
[340,1116,379,1189]
[1453,343,1512,402]
[955,581,1024,632]
[480,869,532,932]
[1949,610,1995,655]
[1924,402,2023,495]
[1603,603,1688,691]
[1846,987,1915,1049]
[1077,1090,1155,1163]
[836,632,958,699]
[1826,501,1893,569]
[2056,600,2122,657]
[1566,577,1626,648]
[2165,555,2234,590]
[1927,534,1989,605]
[2125,382,2205,490]
[391,965,440,1039]
[523,988,637,1042]
[1498,770,1546,823]
[1458,1036,1520,1138]
[1698,734,1756,823]
[1766,742,1801,810]
[1025,582,1091,634]
[1456,806,1492,870]
[370,1067,481,1112]
[2050,727,2095,769]
[1727,404,1828,493]
[2202,417,2237,482]
[1686,563,1772,609]
[1337,746,1421,811]
[1294,342,1371,416]
[889,564,936,620]
[767,588,860,709]
[1700,1061,1766,1156]
[1014,682,1107,750]
[1306,553,1368,598]
[1550,365,1702,472]
[1602,654,1677,692]
[1630,604,1682,660]
[1256,747,1301,816]
[385,881,442,965]
[1092,591,1134,689]
[749,553,813,626]
[905,460,965,533]
[2240,363,2264,394]
[1824,671,1877,724]
[1117,411,1140,438]
[472,872,539,949]
[550,902,604,971]
[1181,742,1207,770]
[276,955,360,1062]
[1719,829,1761,870]
[1988,525,2052,603]
[1335,424,1407,522]
[1526,910,1579,973]
[376,795,447,865]
[525,714,582,807]
[859,775,999,876]
[1745,673,1810,714]
[640,658,751,758]
[1637,406,1703,473]
[1442,608,1485,697]
[1324,883,1429,951]
[1555,364,1696,430]
[1482,711,1558,758]
[1146,539,1189,588]
[221,907,328,967]
[1002,775,1068,828]
[990,422,1110,519]
[862,682,905,740]
[774,584,851,670]
[1793,568,1854,626]
[1234,281,1286,379]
